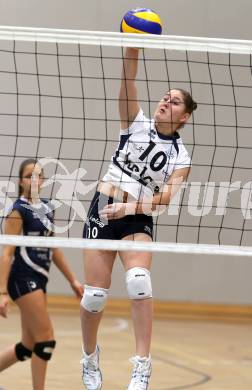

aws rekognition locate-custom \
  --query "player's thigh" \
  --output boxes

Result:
[119,233,152,271]
[84,249,117,288]
[16,290,53,341]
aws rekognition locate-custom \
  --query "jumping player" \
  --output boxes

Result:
[80,47,197,389]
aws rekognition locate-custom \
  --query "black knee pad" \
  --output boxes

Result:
[33,340,56,361]
[15,342,32,361]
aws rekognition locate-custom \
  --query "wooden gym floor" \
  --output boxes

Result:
[0,298,252,390]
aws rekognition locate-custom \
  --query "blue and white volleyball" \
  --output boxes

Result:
[120,8,162,35]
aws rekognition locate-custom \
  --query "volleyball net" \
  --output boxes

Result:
[0,26,252,255]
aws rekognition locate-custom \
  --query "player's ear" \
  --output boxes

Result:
[180,112,190,125]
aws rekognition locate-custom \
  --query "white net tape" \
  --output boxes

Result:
[1,234,252,257]
[0,26,252,54]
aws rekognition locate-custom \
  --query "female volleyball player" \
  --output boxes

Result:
[0,158,83,390]
[80,47,197,390]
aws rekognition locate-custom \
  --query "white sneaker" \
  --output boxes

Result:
[80,345,102,390]
[127,355,152,390]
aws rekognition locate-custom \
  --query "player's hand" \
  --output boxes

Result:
[0,294,10,318]
[99,202,136,220]
[70,280,84,300]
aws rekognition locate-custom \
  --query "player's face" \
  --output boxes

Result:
[154,89,190,131]
[20,163,44,198]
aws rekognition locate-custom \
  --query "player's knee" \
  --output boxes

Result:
[80,285,109,313]
[33,340,56,361]
[15,342,32,361]
[126,267,152,300]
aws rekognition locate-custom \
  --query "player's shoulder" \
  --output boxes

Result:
[176,133,187,148]
[137,108,151,126]
[7,197,28,219]
[12,197,28,210]
[11,197,52,216]
[40,198,55,217]
[121,108,151,135]
[133,109,152,134]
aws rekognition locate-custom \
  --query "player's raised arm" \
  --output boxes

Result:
[119,47,141,130]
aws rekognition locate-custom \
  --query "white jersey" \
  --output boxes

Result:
[102,109,191,200]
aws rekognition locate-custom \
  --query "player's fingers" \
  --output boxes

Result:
[99,205,116,217]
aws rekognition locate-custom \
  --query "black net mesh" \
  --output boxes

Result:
[0,38,252,244]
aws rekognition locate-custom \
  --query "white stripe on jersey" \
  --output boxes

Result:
[20,246,49,278]
[102,109,191,201]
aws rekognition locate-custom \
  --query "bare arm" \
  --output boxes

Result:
[119,47,141,130]
[0,210,22,318]
[100,167,190,219]
[52,248,83,299]
[136,167,190,215]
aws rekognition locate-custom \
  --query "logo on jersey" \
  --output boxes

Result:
[143,226,152,235]
[165,149,175,159]
[90,216,105,228]
[148,129,156,139]
[29,281,37,289]
[133,144,145,153]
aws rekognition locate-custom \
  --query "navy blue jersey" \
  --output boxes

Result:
[10,197,54,279]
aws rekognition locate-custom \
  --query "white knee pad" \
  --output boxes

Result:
[80,285,108,313]
[126,267,152,300]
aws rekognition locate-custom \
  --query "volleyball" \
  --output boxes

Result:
[120,8,162,35]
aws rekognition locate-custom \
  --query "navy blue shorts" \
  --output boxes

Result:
[7,271,48,301]
[83,192,153,240]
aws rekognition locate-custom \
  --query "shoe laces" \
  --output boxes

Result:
[129,356,151,389]
[80,349,99,384]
